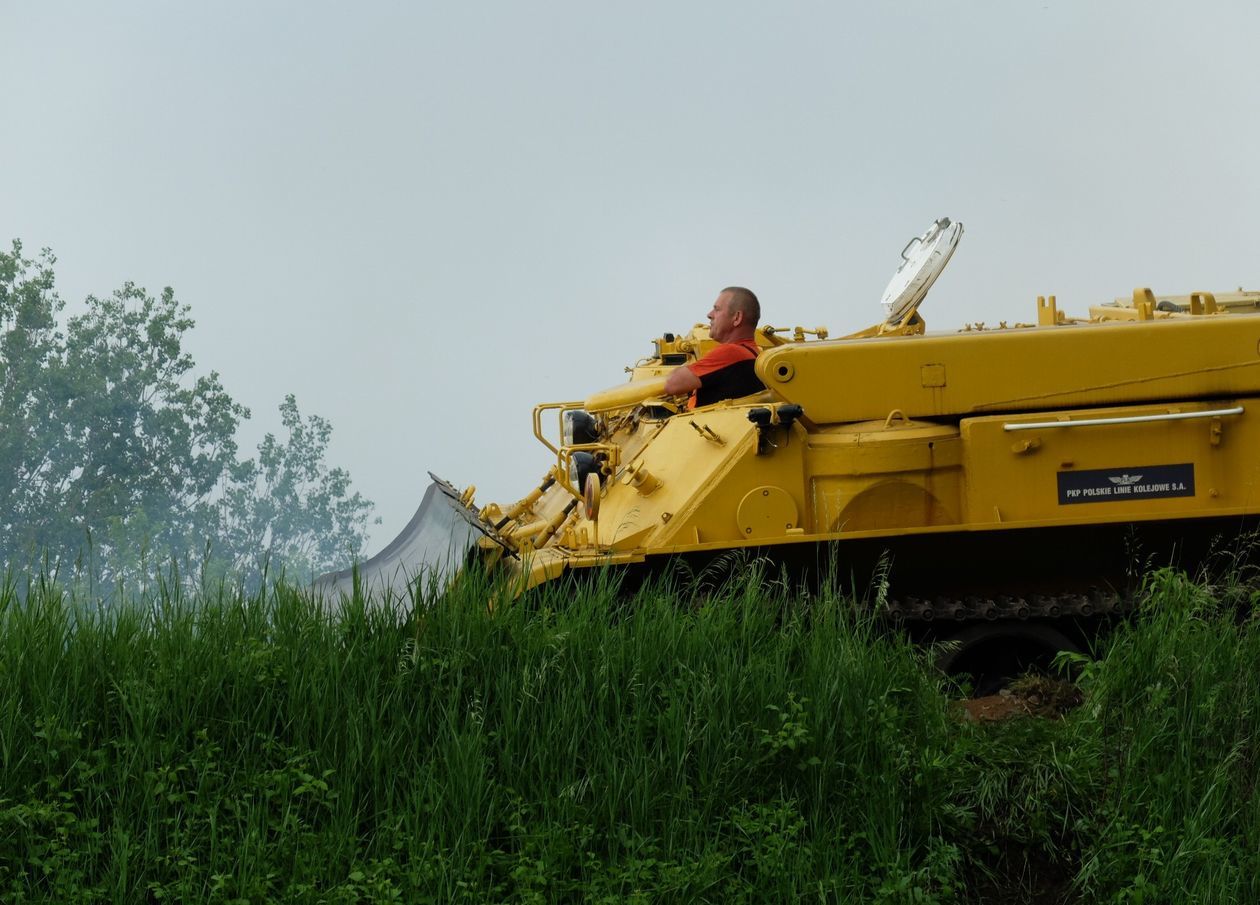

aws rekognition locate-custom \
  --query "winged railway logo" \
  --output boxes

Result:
[1058,464,1194,505]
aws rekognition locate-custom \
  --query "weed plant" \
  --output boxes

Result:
[1,563,1259,903]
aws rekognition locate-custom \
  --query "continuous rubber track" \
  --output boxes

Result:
[884,588,1131,623]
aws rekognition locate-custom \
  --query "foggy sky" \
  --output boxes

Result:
[4,1,1258,554]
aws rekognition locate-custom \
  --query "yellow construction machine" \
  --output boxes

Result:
[321,218,1260,680]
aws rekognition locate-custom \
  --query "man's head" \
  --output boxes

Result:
[708,287,760,343]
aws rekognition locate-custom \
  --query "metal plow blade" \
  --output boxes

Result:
[315,474,499,607]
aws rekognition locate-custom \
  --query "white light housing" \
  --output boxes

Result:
[880,217,964,325]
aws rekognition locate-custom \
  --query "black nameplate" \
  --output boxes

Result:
[1058,463,1195,505]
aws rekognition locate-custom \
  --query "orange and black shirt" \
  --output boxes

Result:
[686,338,764,410]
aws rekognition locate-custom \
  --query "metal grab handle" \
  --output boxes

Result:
[898,218,951,261]
[1003,405,1244,432]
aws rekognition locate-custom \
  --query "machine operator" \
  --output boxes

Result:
[663,286,765,409]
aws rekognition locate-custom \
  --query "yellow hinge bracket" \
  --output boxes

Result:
[1190,291,1219,315]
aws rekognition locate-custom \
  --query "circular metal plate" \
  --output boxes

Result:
[736,486,799,539]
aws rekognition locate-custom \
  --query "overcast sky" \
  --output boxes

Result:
[4,1,1258,554]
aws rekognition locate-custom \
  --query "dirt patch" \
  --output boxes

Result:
[955,676,1084,723]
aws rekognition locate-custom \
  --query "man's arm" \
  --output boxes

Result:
[663,365,701,396]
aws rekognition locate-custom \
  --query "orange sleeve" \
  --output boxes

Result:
[687,343,756,379]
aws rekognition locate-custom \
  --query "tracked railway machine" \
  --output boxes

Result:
[322,219,1260,661]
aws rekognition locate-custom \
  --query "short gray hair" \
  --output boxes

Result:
[721,286,760,327]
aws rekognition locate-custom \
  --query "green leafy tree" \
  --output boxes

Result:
[0,242,73,563]
[220,394,377,581]
[55,280,249,575]
[0,239,375,587]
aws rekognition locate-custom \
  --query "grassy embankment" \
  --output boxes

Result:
[2,564,1259,903]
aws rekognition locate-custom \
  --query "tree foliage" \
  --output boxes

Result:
[221,394,376,579]
[0,239,376,586]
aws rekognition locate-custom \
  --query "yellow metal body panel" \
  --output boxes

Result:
[806,422,963,533]
[588,408,808,552]
[757,315,1260,424]
[961,399,1258,527]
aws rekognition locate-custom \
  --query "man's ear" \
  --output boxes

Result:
[731,310,744,327]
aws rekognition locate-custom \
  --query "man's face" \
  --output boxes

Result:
[708,292,742,342]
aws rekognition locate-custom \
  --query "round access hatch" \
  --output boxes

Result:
[736,486,799,539]
[880,217,964,325]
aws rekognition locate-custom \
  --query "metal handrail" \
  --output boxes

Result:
[1003,405,1244,432]
[531,401,585,455]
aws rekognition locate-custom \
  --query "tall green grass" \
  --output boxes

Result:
[1066,568,1260,903]
[1,564,1259,903]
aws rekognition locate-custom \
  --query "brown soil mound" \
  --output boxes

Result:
[955,676,1083,723]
